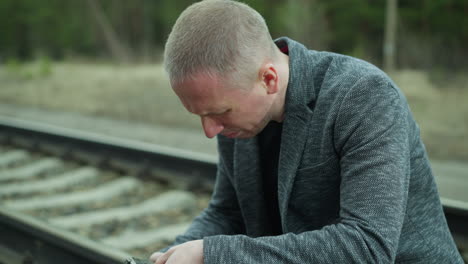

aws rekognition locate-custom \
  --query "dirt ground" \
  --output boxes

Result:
[0,61,467,162]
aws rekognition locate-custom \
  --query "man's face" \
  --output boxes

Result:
[172,73,275,139]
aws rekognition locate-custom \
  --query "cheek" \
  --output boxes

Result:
[221,113,249,129]
[226,97,267,127]
[235,105,264,124]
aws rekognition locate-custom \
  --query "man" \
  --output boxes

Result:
[150,0,463,263]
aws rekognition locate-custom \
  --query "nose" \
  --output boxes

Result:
[201,116,224,138]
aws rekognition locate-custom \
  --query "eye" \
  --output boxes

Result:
[214,109,231,116]
[219,109,232,117]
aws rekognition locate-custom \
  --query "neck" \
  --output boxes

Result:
[271,52,289,122]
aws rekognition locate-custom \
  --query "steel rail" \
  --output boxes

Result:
[0,116,217,182]
[0,207,129,264]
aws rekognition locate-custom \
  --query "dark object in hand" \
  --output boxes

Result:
[124,257,152,264]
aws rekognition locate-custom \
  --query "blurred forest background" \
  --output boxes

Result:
[1,0,467,68]
[0,0,467,162]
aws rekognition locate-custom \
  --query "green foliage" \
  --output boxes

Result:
[324,0,386,60]
[5,58,33,80]
[5,58,23,75]
[37,56,52,77]
[4,56,52,80]
[0,0,96,60]
[398,0,468,68]
[0,0,466,68]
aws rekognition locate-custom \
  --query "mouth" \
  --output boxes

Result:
[223,131,240,138]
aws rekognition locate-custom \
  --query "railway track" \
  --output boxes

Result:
[0,117,216,264]
[0,116,466,263]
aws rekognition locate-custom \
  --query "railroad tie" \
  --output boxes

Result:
[4,177,140,211]
[50,191,197,228]
[101,222,190,250]
[0,167,98,196]
[0,150,29,168]
[0,157,63,181]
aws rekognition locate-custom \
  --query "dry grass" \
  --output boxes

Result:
[0,62,200,130]
[390,70,468,162]
[0,62,467,162]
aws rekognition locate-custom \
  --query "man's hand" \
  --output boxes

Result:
[149,240,203,264]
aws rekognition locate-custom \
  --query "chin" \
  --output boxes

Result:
[237,134,253,139]
[238,131,260,139]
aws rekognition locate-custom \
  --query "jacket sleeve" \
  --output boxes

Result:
[203,76,411,263]
[160,136,245,252]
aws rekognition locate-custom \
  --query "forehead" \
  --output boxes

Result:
[173,73,220,96]
[171,73,234,114]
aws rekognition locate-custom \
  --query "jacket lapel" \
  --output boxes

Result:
[278,108,311,231]
[276,37,316,231]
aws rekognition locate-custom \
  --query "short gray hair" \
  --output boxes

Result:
[164,0,277,85]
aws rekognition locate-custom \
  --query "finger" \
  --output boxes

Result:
[151,245,180,263]
[155,252,171,264]
[149,252,164,262]
[155,247,177,264]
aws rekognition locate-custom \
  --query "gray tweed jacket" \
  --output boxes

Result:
[169,37,463,263]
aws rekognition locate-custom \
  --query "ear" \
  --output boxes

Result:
[259,63,279,95]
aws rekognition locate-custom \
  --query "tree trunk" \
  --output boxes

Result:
[86,0,131,63]
[141,0,154,62]
[383,0,398,72]
[284,0,328,51]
